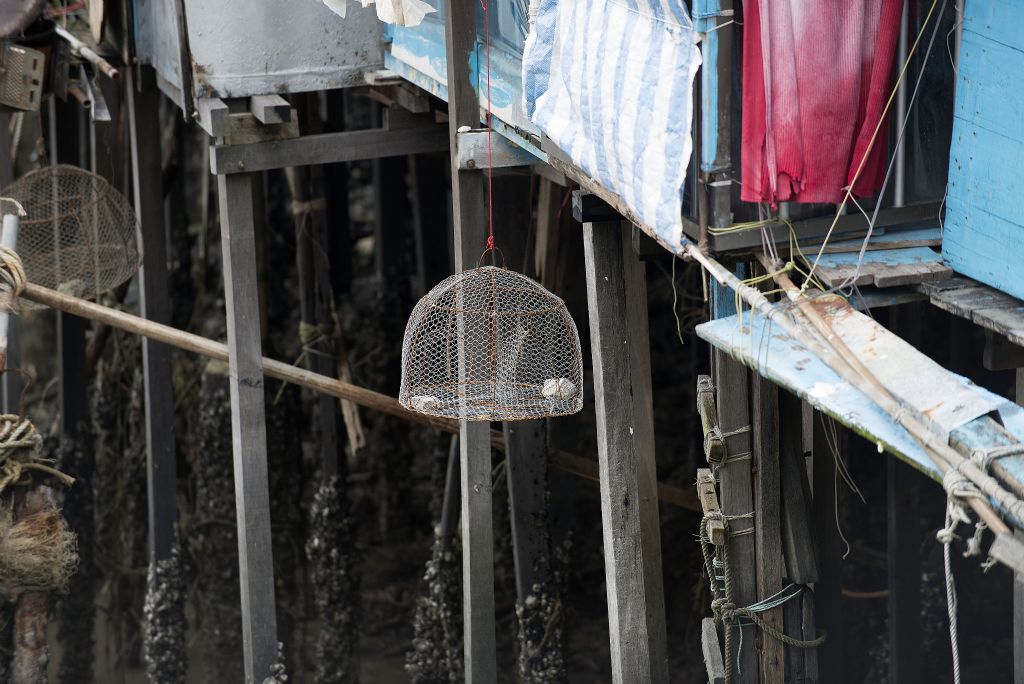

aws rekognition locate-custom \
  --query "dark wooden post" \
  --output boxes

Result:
[128,67,181,567]
[811,408,844,684]
[409,153,451,297]
[751,374,784,684]
[288,94,344,479]
[216,170,279,681]
[1017,369,1024,684]
[709,273,759,682]
[779,392,818,682]
[442,1,496,680]
[888,303,922,684]
[0,109,19,412]
[887,458,921,684]
[582,219,668,683]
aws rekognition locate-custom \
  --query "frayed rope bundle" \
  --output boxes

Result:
[0,506,78,597]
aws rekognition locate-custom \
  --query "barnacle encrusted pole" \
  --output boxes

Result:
[191,364,244,682]
[129,66,188,684]
[286,94,362,683]
[407,435,463,683]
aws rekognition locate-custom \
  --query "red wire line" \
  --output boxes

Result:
[480,0,495,253]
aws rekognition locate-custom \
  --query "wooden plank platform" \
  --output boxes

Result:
[810,246,951,289]
[917,275,1024,348]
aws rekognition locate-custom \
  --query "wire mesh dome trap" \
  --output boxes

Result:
[3,164,142,308]
[400,265,584,421]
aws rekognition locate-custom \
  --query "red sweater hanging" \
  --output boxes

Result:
[741,0,903,205]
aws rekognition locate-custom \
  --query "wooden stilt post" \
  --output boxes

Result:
[442,1,496,680]
[216,170,279,682]
[49,94,96,682]
[0,109,19,413]
[779,392,818,682]
[811,408,844,684]
[409,152,451,297]
[751,374,784,684]
[887,457,921,684]
[583,219,668,683]
[709,273,759,683]
[1014,368,1023,684]
[288,94,344,479]
[888,304,922,684]
[128,66,181,568]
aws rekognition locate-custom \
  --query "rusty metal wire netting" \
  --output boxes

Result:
[3,164,141,308]
[400,265,584,421]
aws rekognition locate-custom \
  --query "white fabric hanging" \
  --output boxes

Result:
[322,0,435,27]
[522,0,701,251]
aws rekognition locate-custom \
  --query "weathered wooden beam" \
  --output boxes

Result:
[456,128,539,170]
[702,618,727,684]
[779,392,818,585]
[752,373,785,684]
[210,125,450,174]
[195,97,230,137]
[780,393,818,682]
[583,219,668,684]
[709,272,759,683]
[249,94,291,125]
[216,171,278,682]
[443,0,496,681]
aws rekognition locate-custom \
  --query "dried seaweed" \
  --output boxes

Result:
[0,506,78,597]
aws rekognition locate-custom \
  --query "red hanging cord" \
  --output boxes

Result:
[480,0,495,253]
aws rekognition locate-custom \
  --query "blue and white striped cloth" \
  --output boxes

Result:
[522,0,701,251]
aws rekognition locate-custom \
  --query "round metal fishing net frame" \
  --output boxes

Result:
[3,164,142,308]
[400,265,584,422]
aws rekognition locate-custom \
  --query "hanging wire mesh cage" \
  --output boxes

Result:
[2,164,142,308]
[400,265,584,421]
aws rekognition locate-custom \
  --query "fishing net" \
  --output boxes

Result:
[2,164,141,308]
[400,265,583,421]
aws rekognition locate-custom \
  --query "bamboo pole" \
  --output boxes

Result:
[21,281,700,512]
[775,270,1009,534]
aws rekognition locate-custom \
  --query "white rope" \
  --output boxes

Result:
[937,505,963,684]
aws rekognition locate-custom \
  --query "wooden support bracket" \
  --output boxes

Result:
[456,127,541,170]
[697,469,726,546]
[195,97,230,137]
[210,124,449,174]
[983,328,1024,371]
[249,94,290,124]
[572,190,620,224]
[697,374,726,464]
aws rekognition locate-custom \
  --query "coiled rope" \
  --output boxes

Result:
[699,513,825,683]
[0,414,73,495]
[0,244,26,314]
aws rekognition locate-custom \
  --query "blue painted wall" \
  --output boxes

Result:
[943,0,1024,300]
